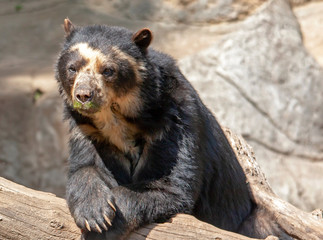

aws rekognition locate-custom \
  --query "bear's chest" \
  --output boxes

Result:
[92,108,147,178]
[93,107,137,151]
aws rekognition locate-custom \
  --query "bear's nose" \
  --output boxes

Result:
[75,89,93,103]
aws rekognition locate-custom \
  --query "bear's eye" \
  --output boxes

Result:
[68,66,76,73]
[102,68,115,78]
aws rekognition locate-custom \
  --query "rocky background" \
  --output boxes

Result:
[0,0,322,211]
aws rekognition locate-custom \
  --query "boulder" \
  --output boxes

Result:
[294,0,323,66]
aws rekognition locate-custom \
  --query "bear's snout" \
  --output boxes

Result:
[75,86,94,104]
[72,82,100,114]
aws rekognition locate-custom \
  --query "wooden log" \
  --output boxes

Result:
[224,128,323,240]
[0,176,80,240]
[0,129,322,240]
[0,176,262,240]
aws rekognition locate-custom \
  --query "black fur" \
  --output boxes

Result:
[56,23,254,240]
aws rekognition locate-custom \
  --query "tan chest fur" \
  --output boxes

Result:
[77,106,142,176]
[93,106,138,154]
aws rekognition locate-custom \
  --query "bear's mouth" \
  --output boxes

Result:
[73,100,100,115]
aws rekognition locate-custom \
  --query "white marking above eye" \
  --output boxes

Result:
[71,43,106,66]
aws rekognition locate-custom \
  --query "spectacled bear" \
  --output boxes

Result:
[56,19,257,240]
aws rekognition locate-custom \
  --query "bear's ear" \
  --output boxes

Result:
[64,18,75,37]
[132,28,153,51]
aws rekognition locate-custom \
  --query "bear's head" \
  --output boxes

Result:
[56,19,152,119]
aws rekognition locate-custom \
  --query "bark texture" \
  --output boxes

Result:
[0,129,322,240]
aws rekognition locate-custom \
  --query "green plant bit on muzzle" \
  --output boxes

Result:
[73,100,99,111]
[73,100,83,109]
[83,101,98,110]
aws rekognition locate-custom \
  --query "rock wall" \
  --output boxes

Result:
[0,73,69,196]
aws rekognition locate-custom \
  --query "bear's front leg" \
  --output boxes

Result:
[67,130,120,235]
[67,167,117,234]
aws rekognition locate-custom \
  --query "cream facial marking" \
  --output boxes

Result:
[108,46,145,117]
[71,43,106,69]
[70,43,107,103]
[69,43,146,157]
